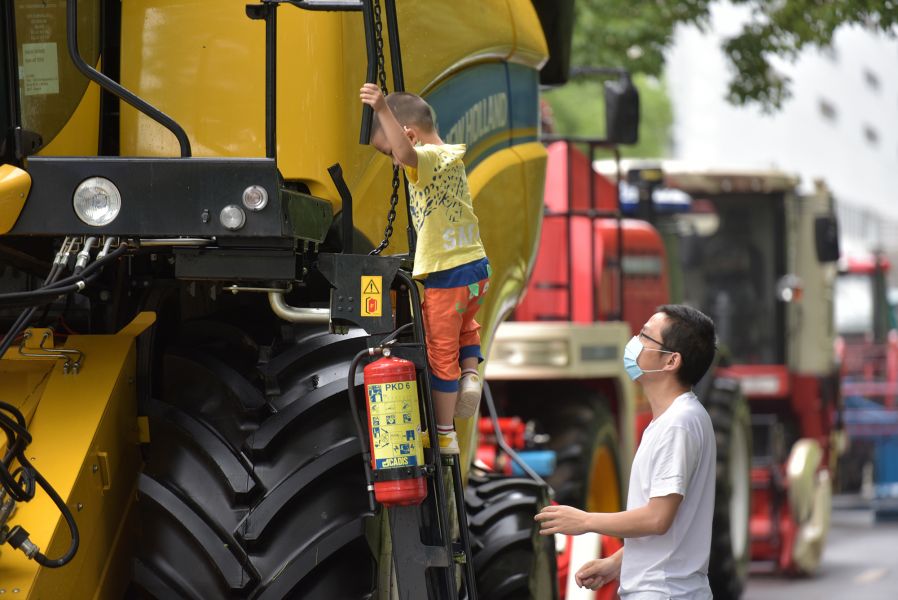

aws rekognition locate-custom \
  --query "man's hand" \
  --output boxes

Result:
[359,83,387,112]
[575,554,622,591]
[534,504,592,536]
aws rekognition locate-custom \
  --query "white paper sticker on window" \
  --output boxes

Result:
[23,42,60,96]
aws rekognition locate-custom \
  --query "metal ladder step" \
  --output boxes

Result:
[386,451,477,599]
[383,270,477,600]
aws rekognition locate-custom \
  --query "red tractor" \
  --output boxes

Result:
[835,252,898,518]
[609,165,842,576]
[484,130,753,599]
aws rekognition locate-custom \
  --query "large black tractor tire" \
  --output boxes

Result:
[131,324,377,599]
[465,473,558,600]
[703,378,752,600]
[515,388,623,513]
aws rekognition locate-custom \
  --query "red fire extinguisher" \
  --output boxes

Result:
[363,354,428,506]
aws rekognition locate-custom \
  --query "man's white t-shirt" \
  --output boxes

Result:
[619,391,716,599]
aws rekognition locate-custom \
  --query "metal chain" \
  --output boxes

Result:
[373,0,389,95]
[370,167,401,255]
[369,0,401,256]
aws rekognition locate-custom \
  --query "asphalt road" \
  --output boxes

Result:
[744,497,898,600]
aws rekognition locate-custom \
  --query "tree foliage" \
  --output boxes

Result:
[543,75,673,157]
[570,0,898,112]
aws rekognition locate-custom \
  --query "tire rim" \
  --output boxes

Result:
[587,445,621,513]
[729,419,750,558]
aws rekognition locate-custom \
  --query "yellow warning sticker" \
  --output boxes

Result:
[361,275,383,317]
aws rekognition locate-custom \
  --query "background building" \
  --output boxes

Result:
[666,3,898,274]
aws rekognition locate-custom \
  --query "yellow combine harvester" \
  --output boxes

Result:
[0,1,572,597]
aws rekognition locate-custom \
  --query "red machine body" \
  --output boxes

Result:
[515,142,670,328]
[837,254,898,408]
[485,142,670,599]
[363,356,427,507]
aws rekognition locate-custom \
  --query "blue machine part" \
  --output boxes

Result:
[510,450,557,477]
[619,182,693,215]
[842,396,898,437]
[875,438,898,487]
[842,396,898,512]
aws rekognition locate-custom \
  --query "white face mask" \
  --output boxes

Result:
[622,335,675,381]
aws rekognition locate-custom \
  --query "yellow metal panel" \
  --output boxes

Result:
[0,164,31,234]
[453,142,545,457]
[0,316,151,599]
[505,0,550,71]
[117,1,549,269]
[0,360,54,455]
[469,142,546,349]
[116,311,156,338]
[118,0,267,158]
[397,2,516,91]
[277,9,359,197]
[116,1,546,176]
[35,80,102,157]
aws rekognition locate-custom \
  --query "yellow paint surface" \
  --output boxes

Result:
[0,314,155,599]
[0,164,31,234]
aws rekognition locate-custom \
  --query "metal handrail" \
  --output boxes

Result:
[552,137,625,322]
[66,0,191,157]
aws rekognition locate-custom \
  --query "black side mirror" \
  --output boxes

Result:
[531,0,575,85]
[814,214,840,263]
[605,74,640,145]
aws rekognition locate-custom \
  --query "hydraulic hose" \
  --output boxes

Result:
[29,243,126,291]
[347,348,377,513]
[30,466,79,567]
[0,401,33,500]
[0,239,126,568]
[0,273,101,307]
[378,322,413,347]
[0,247,69,357]
[481,382,552,493]
[0,402,78,567]
[0,244,126,306]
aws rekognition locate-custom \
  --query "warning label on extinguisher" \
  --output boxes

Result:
[361,275,382,317]
[367,381,423,469]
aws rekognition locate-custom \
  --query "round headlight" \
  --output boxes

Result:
[242,185,268,211]
[220,204,246,230]
[73,177,122,226]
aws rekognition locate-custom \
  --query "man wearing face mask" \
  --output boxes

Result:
[535,305,717,599]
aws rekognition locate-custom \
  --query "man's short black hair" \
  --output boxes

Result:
[657,304,717,387]
[372,92,436,135]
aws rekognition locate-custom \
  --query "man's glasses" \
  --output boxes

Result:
[639,331,676,353]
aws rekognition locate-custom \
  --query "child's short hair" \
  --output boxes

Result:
[375,92,436,133]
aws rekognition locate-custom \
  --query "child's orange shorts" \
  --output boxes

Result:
[422,278,489,392]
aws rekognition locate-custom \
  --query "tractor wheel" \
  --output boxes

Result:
[542,397,622,599]
[542,397,623,513]
[704,378,752,600]
[131,323,378,599]
[465,472,558,600]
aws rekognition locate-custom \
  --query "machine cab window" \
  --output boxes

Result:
[3,0,101,157]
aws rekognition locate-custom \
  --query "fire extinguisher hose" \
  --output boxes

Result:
[348,347,378,513]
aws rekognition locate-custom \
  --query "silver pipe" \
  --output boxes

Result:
[137,238,215,247]
[75,237,97,270]
[268,292,330,323]
[97,237,115,259]
[54,237,75,265]
[225,285,291,294]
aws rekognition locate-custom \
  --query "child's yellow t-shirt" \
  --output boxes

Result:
[403,143,486,279]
